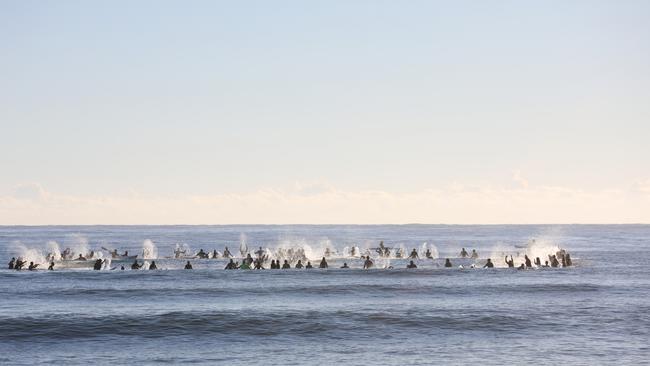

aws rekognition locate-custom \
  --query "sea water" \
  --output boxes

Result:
[0,225,649,365]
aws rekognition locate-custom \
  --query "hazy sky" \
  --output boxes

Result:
[1,0,649,224]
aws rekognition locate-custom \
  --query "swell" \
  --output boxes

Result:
[0,309,564,340]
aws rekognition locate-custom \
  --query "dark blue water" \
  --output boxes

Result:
[1,225,649,365]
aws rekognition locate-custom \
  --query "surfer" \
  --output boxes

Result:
[173,247,186,259]
[565,253,572,266]
[282,260,291,269]
[255,247,264,258]
[223,247,232,258]
[93,259,103,270]
[319,257,328,269]
[14,259,25,270]
[524,255,532,268]
[212,250,218,259]
[8,257,15,269]
[131,260,142,270]
[425,249,433,259]
[245,254,254,265]
[445,258,453,267]
[549,255,559,268]
[184,261,193,270]
[239,261,251,270]
[483,258,494,268]
[505,255,514,268]
[340,262,349,269]
[324,247,331,257]
[395,248,403,258]
[363,256,373,269]
[270,259,277,269]
[518,264,526,270]
[471,250,479,259]
[409,249,419,259]
[460,248,469,258]
[28,262,39,271]
[305,261,313,269]
[534,257,542,266]
[149,261,158,270]
[123,251,129,257]
[350,247,357,257]
[110,249,119,258]
[225,259,236,270]
[407,260,417,269]
[295,260,304,269]
[77,254,87,261]
[48,261,54,271]
[254,260,264,270]
[196,249,208,259]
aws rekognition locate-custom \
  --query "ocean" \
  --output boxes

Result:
[1,225,648,365]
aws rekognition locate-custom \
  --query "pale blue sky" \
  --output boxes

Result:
[1,1,649,223]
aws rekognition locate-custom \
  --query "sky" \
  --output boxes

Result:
[0,0,649,224]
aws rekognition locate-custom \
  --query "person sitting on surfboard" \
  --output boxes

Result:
[8,257,15,269]
[524,255,532,268]
[505,256,514,268]
[483,258,494,268]
[282,260,291,269]
[471,249,478,259]
[319,257,328,269]
[425,249,433,259]
[340,263,349,269]
[363,256,373,269]
[295,260,304,269]
[223,247,232,258]
[409,249,419,259]
[149,261,158,270]
[460,248,469,258]
[305,261,313,269]
[445,258,453,267]
[184,261,193,270]
[269,259,277,269]
[534,257,542,266]
[407,261,417,269]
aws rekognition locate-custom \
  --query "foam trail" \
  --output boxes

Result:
[239,233,248,256]
[10,240,46,265]
[142,239,158,259]
[64,234,89,258]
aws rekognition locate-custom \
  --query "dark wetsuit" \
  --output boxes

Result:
[407,261,417,269]
[525,256,532,268]
[505,256,514,268]
[282,261,290,269]
[445,259,453,267]
[319,258,328,269]
[185,262,193,269]
[149,262,157,270]
[484,260,494,268]
[8,258,15,269]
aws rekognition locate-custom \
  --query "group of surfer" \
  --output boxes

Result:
[7,240,574,271]
[8,257,55,271]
